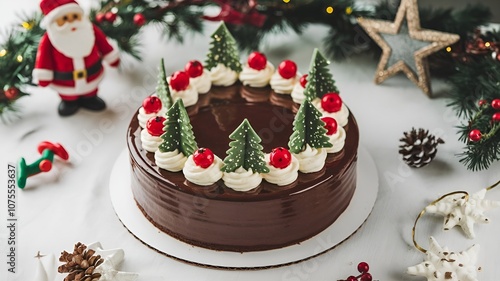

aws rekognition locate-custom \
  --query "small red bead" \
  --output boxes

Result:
[142,96,162,114]
[185,60,204,78]
[193,148,215,168]
[247,52,267,70]
[104,11,117,23]
[492,112,500,122]
[278,60,297,79]
[170,71,190,91]
[39,160,52,172]
[299,74,308,88]
[146,116,166,137]
[269,147,292,169]
[492,99,500,110]
[4,87,19,100]
[321,117,338,135]
[95,13,105,23]
[357,262,369,273]
[321,92,342,113]
[469,129,482,142]
[478,99,488,107]
[133,13,146,26]
[360,273,372,281]
[346,276,357,281]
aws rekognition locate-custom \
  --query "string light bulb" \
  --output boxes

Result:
[485,42,491,48]
[0,49,7,57]
[326,6,334,14]
[345,6,353,15]
[446,46,452,52]
[21,21,33,30]
[16,55,23,62]
[283,0,290,3]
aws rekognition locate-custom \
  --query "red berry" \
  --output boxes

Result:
[142,96,162,114]
[493,112,500,122]
[492,99,500,110]
[104,11,117,23]
[346,276,357,281]
[299,74,308,88]
[247,51,267,70]
[360,273,372,281]
[321,117,338,135]
[357,262,369,273]
[193,148,215,168]
[469,129,482,142]
[39,160,52,172]
[95,13,105,23]
[278,60,297,79]
[170,71,190,91]
[146,116,165,137]
[4,87,19,100]
[269,147,292,169]
[321,93,342,113]
[185,60,204,78]
[133,13,146,26]
[478,99,488,107]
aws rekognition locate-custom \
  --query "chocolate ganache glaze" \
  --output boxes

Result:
[127,84,359,252]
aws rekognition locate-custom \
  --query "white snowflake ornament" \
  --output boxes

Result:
[407,237,480,281]
[425,189,500,238]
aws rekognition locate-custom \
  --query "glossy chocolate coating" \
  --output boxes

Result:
[127,84,359,252]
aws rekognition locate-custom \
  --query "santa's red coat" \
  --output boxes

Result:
[33,24,119,96]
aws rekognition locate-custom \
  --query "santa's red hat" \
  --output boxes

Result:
[40,0,84,28]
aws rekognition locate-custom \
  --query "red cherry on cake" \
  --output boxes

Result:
[321,92,342,113]
[299,74,308,88]
[185,60,204,78]
[170,71,190,91]
[247,51,267,71]
[193,148,215,168]
[142,96,162,114]
[492,99,500,110]
[269,147,292,169]
[146,116,166,137]
[321,117,338,135]
[468,129,482,142]
[278,60,297,79]
[346,276,357,281]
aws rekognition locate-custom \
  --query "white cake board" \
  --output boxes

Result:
[109,147,378,269]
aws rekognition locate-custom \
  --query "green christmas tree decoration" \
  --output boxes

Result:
[288,99,332,154]
[156,58,173,109]
[205,22,242,73]
[158,99,198,156]
[221,119,269,174]
[303,48,339,101]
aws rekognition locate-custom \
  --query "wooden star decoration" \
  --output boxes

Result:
[357,0,459,97]
[407,237,480,281]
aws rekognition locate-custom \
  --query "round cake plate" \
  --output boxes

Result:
[109,147,378,269]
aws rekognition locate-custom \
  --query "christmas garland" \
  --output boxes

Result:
[0,0,498,170]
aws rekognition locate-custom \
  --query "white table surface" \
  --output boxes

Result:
[1,1,499,281]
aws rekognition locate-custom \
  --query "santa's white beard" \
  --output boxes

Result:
[46,18,95,58]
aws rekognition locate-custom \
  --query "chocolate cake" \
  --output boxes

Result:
[127,84,359,252]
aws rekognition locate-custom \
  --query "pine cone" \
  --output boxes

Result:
[399,128,444,168]
[58,243,104,281]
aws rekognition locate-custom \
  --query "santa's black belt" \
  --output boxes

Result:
[53,60,102,81]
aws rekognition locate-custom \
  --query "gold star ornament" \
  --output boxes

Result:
[357,0,459,97]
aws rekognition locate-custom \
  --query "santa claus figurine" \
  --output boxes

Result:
[33,0,120,116]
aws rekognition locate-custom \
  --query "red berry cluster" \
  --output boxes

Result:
[469,99,500,142]
[343,262,372,281]
[96,11,146,26]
